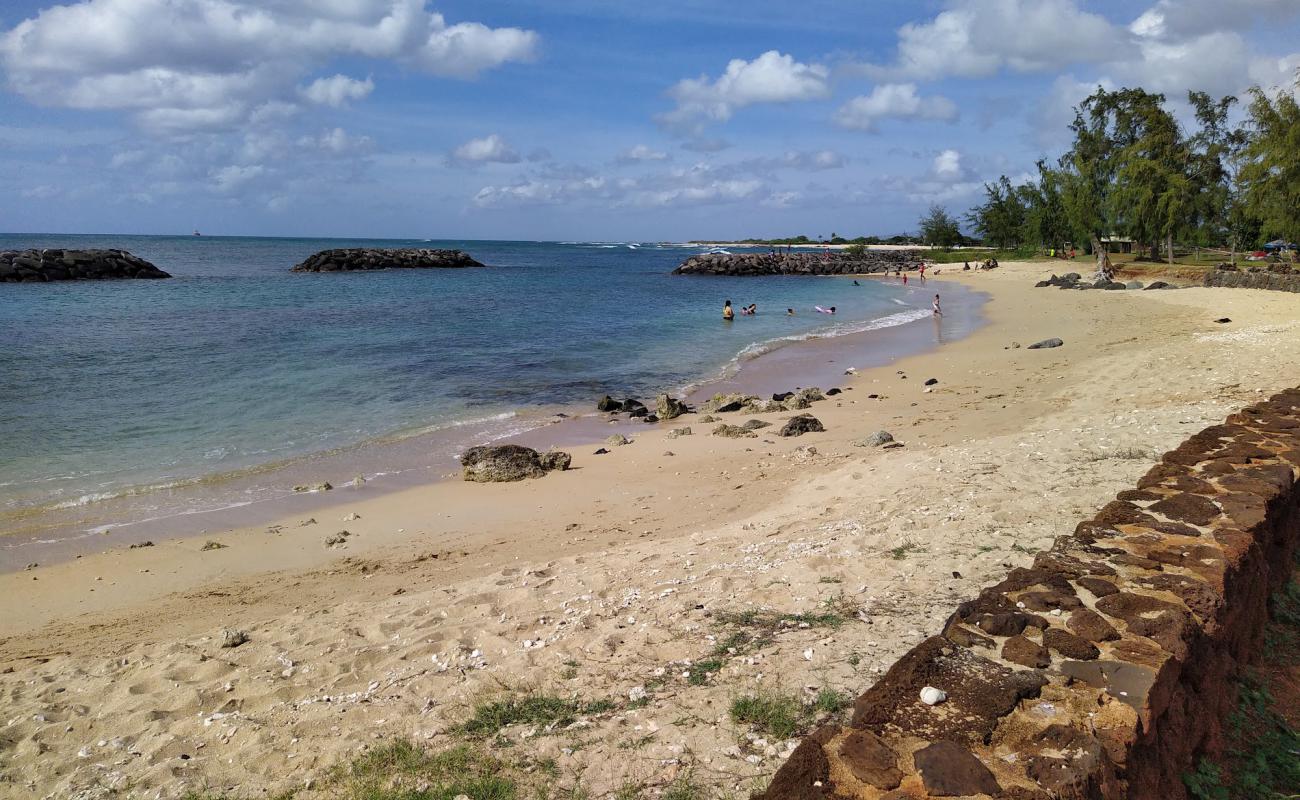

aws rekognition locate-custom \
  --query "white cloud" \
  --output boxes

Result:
[0,0,538,133]
[1131,0,1300,39]
[301,74,374,107]
[619,144,669,162]
[473,175,610,207]
[209,163,265,193]
[932,149,963,181]
[299,127,373,156]
[834,84,959,132]
[108,149,147,169]
[868,0,1121,80]
[452,133,520,164]
[660,50,829,132]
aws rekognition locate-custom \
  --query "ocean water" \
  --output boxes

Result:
[0,234,980,556]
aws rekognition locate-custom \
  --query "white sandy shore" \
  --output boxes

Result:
[3,262,1299,799]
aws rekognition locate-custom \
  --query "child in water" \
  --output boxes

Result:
[933,294,942,315]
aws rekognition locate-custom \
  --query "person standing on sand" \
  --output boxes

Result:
[723,300,734,321]
[933,294,942,315]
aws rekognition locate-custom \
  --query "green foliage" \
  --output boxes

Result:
[729,692,804,739]
[337,741,517,800]
[460,694,612,737]
[812,688,849,715]
[688,658,724,685]
[965,176,1027,250]
[1240,84,1300,245]
[918,204,963,248]
[730,687,850,740]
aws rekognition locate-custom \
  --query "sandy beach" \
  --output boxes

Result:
[4,260,1299,800]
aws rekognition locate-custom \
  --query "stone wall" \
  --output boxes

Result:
[673,251,922,276]
[1204,267,1300,292]
[758,389,1300,799]
[290,248,484,272]
[0,249,170,282]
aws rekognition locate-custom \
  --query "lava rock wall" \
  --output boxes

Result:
[673,251,922,276]
[758,388,1300,799]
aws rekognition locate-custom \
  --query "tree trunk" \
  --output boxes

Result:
[1091,234,1112,280]
[1166,232,1174,266]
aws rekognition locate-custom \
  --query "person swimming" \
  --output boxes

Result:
[786,308,795,316]
[852,280,860,286]
[815,305,836,314]
[723,300,734,320]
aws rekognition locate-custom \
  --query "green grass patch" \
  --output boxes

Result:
[335,740,517,800]
[812,688,850,715]
[460,694,614,738]
[661,773,708,800]
[729,692,805,739]
[688,658,725,685]
[888,542,925,560]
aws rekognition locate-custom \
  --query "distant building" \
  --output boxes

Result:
[1099,235,1134,254]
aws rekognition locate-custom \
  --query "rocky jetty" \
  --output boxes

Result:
[290,248,485,273]
[672,250,922,276]
[0,249,170,282]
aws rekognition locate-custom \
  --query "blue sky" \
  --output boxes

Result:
[2,0,1298,240]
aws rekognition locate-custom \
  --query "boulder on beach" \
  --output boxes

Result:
[0,249,170,282]
[460,444,570,482]
[597,395,623,412]
[290,248,484,272]
[1027,338,1064,350]
[655,394,689,420]
[779,414,825,437]
[701,393,753,414]
[855,430,895,447]
[713,423,757,438]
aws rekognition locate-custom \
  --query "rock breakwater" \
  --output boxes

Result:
[759,388,1300,799]
[0,249,170,282]
[673,251,921,276]
[1204,262,1300,292]
[290,248,485,273]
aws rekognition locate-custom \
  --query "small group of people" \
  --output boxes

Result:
[726,294,941,319]
[721,300,758,320]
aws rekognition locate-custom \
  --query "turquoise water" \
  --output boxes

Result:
[0,234,968,545]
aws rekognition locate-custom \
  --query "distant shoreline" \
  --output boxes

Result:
[688,241,968,251]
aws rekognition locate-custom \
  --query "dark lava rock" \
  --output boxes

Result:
[779,414,824,437]
[291,248,484,272]
[1215,317,1232,323]
[1147,492,1221,526]
[825,388,842,396]
[1067,608,1120,642]
[924,378,939,386]
[913,740,1001,797]
[1043,627,1101,660]
[1145,281,1171,290]
[741,418,772,431]
[597,395,623,412]
[1027,338,1064,349]
[1002,635,1051,668]
[460,444,569,482]
[838,730,902,790]
[0,248,170,282]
